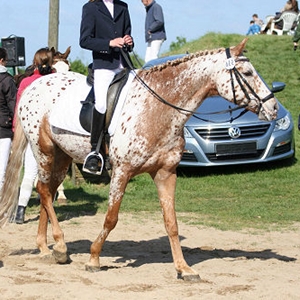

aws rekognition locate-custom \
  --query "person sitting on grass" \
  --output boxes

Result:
[246,20,261,35]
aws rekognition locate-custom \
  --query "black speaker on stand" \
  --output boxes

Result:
[1,36,26,67]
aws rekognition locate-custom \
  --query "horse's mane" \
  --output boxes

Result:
[144,47,225,74]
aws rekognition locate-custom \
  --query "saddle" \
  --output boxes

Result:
[79,66,131,133]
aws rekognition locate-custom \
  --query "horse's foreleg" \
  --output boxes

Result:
[85,202,122,272]
[85,171,129,272]
[153,169,200,281]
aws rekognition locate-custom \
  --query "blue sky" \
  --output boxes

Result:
[0,0,289,66]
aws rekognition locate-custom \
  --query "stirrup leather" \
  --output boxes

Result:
[82,151,104,175]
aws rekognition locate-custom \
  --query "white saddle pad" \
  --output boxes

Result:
[49,71,135,136]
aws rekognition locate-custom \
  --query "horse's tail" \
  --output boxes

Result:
[0,116,28,227]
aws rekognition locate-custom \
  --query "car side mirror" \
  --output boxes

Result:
[271,81,286,93]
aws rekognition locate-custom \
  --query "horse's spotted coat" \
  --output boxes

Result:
[3,39,278,280]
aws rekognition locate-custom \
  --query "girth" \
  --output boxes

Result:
[79,67,131,133]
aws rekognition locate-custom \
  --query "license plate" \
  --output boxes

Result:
[216,142,257,156]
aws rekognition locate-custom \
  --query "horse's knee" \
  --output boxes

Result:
[104,216,118,231]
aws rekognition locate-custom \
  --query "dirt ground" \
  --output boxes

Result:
[0,212,299,300]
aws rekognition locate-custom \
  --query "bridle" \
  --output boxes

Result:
[225,47,274,115]
[121,47,274,122]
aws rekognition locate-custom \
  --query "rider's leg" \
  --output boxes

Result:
[83,108,106,172]
[83,68,120,173]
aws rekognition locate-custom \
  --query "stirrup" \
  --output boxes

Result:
[82,151,104,175]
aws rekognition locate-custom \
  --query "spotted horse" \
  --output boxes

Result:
[0,39,278,281]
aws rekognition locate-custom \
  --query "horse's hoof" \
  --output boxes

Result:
[182,274,201,282]
[40,253,55,263]
[85,263,101,273]
[52,249,69,264]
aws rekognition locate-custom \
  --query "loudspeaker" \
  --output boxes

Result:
[1,37,26,67]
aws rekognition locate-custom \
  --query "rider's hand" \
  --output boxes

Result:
[109,38,125,48]
[123,35,133,46]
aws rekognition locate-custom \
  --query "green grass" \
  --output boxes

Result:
[27,33,300,231]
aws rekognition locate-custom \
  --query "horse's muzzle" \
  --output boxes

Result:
[259,99,279,121]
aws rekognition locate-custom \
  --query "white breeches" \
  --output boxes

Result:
[18,144,38,207]
[145,39,164,63]
[94,68,122,114]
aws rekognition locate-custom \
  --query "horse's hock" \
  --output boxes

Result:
[71,163,110,185]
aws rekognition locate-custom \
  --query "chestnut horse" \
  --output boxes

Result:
[0,39,278,281]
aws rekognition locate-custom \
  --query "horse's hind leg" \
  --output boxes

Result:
[36,143,72,263]
[152,168,200,281]
[85,169,130,272]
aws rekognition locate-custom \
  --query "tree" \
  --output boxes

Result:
[169,36,187,52]
[70,59,89,75]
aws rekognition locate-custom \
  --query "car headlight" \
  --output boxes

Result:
[274,114,291,131]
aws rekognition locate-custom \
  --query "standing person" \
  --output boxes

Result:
[79,0,134,173]
[0,47,17,191]
[14,47,54,224]
[142,0,166,63]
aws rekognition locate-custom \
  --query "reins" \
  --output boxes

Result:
[120,47,272,123]
[121,48,203,114]
[122,49,245,120]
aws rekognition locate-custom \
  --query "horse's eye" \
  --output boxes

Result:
[243,70,253,77]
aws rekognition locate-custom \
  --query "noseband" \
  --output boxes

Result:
[225,48,274,114]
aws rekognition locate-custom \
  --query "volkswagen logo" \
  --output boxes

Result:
[228,126,241,139]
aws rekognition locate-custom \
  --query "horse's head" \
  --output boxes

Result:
[216,39,278,122]
[51,46,71,73]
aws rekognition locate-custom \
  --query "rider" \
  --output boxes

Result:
[79,0,134,173]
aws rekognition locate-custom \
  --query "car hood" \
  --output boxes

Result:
[186,95,287,126]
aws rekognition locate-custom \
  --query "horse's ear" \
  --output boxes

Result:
[63,46,71,59]
[231,38,248,56]
[50,47,56,55]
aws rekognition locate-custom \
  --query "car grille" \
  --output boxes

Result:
[195,124,270,140]
[207,150,264,161]
[181,143,292,164]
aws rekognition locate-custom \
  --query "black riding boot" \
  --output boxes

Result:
[83,108,106,173]
[15,205,26,224]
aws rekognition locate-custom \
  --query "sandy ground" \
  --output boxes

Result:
[0,212,299,300]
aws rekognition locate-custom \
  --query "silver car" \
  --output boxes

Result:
[143,55,295,167]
